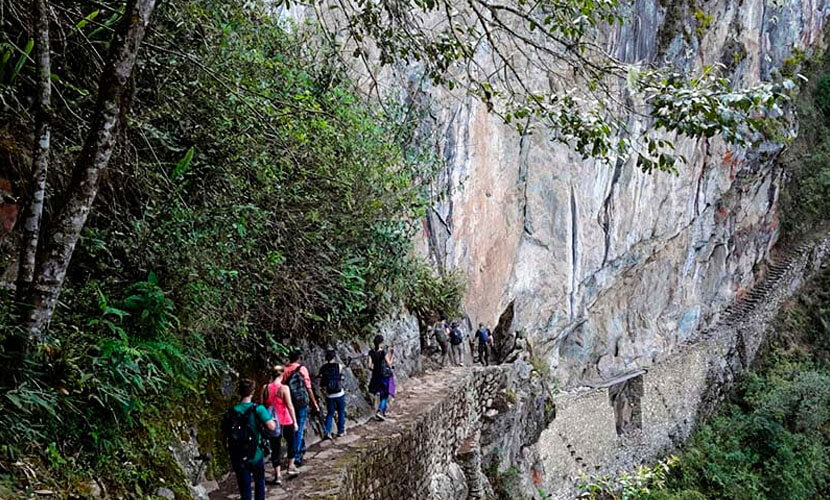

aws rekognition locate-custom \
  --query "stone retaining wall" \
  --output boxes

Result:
[537,231,830,499]
[222,232,829,500]
[338,367,507,499]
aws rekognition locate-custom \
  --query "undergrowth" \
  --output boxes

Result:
[0,0,460,496]
[778,42,830,237]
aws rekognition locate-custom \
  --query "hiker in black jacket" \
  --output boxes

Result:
[319,349,347,438]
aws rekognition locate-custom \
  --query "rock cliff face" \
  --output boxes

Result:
[417,0,829,388]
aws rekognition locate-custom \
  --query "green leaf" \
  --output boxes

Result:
[10,38,34,84]
[75,10,100,32]
[171,147,195,179]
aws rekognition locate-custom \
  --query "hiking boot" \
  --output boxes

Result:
[336,431,346,438]
[275,476,283,485]
[375,412,386,421]
[287,468,299,477]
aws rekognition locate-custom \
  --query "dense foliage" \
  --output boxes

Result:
[324,0,794,173]
[778,47,830,237]
[0,0,459,496]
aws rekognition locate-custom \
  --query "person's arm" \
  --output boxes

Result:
[257,404,277,432]
[385,349,394,366]
[281,385,298,431]
[301,366,319,411]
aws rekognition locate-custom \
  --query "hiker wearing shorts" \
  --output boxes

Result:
[368,335,395,421]
[449,321,464,366]
[261,366,299,484]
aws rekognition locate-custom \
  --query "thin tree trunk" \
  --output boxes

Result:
[23,0,157,337]
[16,0,51,301]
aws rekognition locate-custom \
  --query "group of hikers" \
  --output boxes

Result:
[430,315,494,367]
[222,320,493,500]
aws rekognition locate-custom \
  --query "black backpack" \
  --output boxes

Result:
[320,363,343,395]
[287,367,310,409]
[450,327,463,345]
[223,405,259,464]
[372,349,393,378]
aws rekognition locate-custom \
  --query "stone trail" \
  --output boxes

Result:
[210,366,471,500]
[717,234,824,328]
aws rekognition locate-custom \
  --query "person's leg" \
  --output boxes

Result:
[252,458,266,500]
[378,394,388,414]
[283,425,297,474]
[324,397,335,436]
[234,461,252,500]
[293,406,308,464]
[335,395,346,435]
[271,434,282,482]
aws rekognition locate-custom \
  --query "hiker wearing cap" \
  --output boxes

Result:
[319,350,347,438]
[261,366,299,484]
[368,335,395,421]
[474,323,493,366]
[449,321,465,366]
[222,378,277,500]
[282,350,319,467]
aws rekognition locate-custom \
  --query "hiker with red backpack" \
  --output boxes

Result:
[282,349,319,467]
[319,349,347,438]
[222,378,277,500]
[261,365,299,484]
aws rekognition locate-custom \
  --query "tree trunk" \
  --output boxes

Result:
[16,0,51,301]
[23,0,157,337]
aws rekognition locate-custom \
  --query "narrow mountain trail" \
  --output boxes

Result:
[210,366,471,500]
[209,229,830,500]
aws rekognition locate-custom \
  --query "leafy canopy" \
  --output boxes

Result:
[299,0,795,172]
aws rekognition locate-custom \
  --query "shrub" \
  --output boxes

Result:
[0,0,446,495]
[815,74,830,121]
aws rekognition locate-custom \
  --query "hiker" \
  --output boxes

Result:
[432,315,450,367]
[368,335,395,421]
[449,321,465,366]
[474,323,493,366]
[222,378,277,500]
[282,349,320,467]
[319,349,347,438]
[261,366,299,484]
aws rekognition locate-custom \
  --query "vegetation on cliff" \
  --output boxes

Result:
[578,55,830,500]
[580,264,830,500]
[779,44,830,237]
[0,0,458,495]
[0,0,805,497]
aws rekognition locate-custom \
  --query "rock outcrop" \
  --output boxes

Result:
[417,0,828,389]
